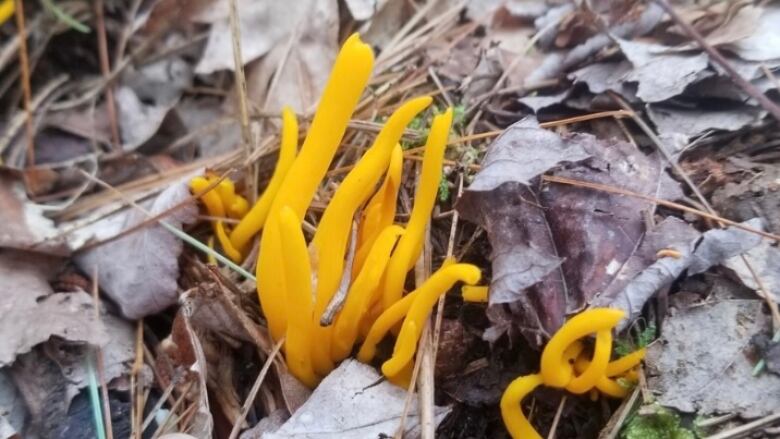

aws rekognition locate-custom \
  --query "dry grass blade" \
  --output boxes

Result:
[227,339,284,439]
[12,0,35,165]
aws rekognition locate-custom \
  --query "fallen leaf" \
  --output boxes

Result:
[724,239,780,304]
[264,360,450,439]
[646,295,780,417]
[117,56,191,151]
[616,38,709,103]
[463,118,591,191]
[0,170,67,255]
[0,251,106,367]
[517,89,571,113]
[569,61,634,97]
[344,0,376,20]
[594,218,766,329]
[243,0,338,115]
[75,180,197,319]
[647,103,766,139]
[0,370,25,439]
[194,0,312,74]
[727,5,780,61]
[527,3,664,82]
[712,165,780,236]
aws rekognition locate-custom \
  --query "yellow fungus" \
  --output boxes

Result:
[357,290,419,363]
[190,177,242,262]
[331,225,404,362]
[230,106,298,251]
[500,373,544,439]
[565,329,612,394]
[278,206,319,388]
[308,96,432,374]
[256,34,374,342]
[354,143,404,274]
[539,308,625,388]
[382,109,453,310]
[462,285,489,303]
[0,0,14,26]
[381,263,481,377]
[606,348,646,376]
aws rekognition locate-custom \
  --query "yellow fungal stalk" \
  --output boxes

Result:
[500,374,544,439]
[230,107,298,252]
[0,0,13,26]
[308,96,432,375]
[331,225,404,362]
[357,289,419,364]
[539,308,625,388]
[381,263,481,377]
[500,308,647,438]
[278,206,319,388]
[461,285,489,303]
[382,109,454,310]
[256,33,374,342]
[354,144,404,274]
[189,177,243,262]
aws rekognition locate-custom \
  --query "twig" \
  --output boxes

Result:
[415,222,435,439]
[542,175,780,242]
[130,321,144,439]
[703,411,780,439]
[227,339,284,439]
[227,0,252,159]
[94,0,121,150]
[654,0,780,123]
[13,0,35,166]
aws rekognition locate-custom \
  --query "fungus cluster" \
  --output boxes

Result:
[500,308,646,439]
[190,34,481,388]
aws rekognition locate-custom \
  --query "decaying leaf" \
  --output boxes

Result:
[459,118,684,345]
[264,360,450,439]
[593,218,765,328]
[646,295,780,417]
[75,180,197,319]
[0,252,106,367]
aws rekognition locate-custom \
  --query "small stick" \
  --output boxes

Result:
[94,0,121,150]
[228,0,252,159]
[13,0,35,165]
[703,411,780,439]
[227,339,284,439]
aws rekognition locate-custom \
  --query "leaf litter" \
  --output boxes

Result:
[2,0,780,438]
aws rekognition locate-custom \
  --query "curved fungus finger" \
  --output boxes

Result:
[331,225,404,362]
[357,290,419,363]
[500,373,544,439]
[308,96,432,375]
[228,195,249,219]
[565,329,612,394]
[381,263,481,377]
[278,206,319,388]
[381,320,418,378]
[230,106,299,251]
[382,109,454,311]
[256,34,374,342]
[386,360,414,389]
[540,308,625,388]
[595,376,631,398]
[606,348,646,377]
